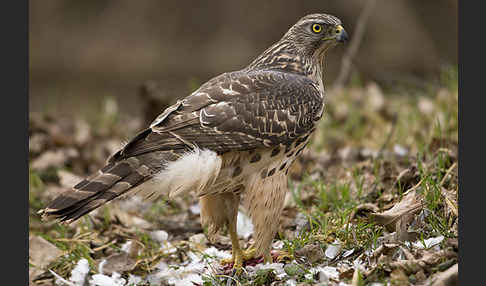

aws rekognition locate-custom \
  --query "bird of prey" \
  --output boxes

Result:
[40,13,348,269]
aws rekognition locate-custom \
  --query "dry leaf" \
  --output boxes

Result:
[389,250,456,275]
[370,243,399,261]
[29,133,50,154]
[114,209,152,229]
[430,263,458,286]
[324,242,341,260]
[98,252,137,275]
[371,190,423,233]
[29,235,63,282]
[295,243,325,263]
[30,148,78,171]
[390,268,409,285]
[395,212,419,242]
[58,170,83,189]
[351,203,379,219]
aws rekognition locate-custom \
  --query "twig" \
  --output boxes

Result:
[92,239,117,252]
[334,0,377,88]
[439,162,457,187]
[55,238,92,243]
[48,269,76,286]
[402,178,424,196]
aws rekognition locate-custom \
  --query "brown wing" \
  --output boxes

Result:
[40,70,323,222]
[112,70,323,161]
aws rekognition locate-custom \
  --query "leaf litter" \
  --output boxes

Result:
[29,80,458,285]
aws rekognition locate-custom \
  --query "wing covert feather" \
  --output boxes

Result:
[116,70,323,160]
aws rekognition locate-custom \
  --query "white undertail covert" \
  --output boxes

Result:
[134,148,222,200]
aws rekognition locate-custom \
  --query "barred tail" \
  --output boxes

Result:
[39,156,151,223]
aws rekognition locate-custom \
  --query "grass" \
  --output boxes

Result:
[28,65,458,285]
[277,67,457,284]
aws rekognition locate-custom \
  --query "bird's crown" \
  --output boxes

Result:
[247,13,347,75]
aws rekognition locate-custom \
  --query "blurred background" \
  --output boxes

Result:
[28,3,459,283]
[29,0,457,120]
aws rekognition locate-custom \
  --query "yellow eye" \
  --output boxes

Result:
[312,23,322,33]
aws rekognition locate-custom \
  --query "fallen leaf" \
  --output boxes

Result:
[415,269,427,282]
[445,238,458,251]
[29,133,50,154]
[430,263,458,286]
[395,166,419,187]
[389,250,456,275]
[58,170,83,188]
[390,268,409,285]
[29,235,63,282]
[89,272,126,286]
[411,235,444,249]
[395,212,419,242]
[111,207,152,229]
[371,190,423,233]
[98,253,137,275]
[311,266,340,282]
[370,243,399,261]
[339,267,355,280]
[189,233,208,246]
[351,203,379,219]
[31,148,78,171]
[295,243,325,263]
[120,240,142,258]
[69,258,90,286]
[342,248,355,258]
[43,184,69,201]
[150,230,169,243]
[325,242,342,260]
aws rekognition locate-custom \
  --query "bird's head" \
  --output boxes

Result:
[247,13,348,74]
[282,13,348,58]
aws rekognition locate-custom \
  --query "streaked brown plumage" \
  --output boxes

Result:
[40,13,348,268]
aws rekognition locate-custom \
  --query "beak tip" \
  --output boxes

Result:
[338,29,349,43]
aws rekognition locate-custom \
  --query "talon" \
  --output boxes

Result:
[241,248,257,260]
[220,248,257,271]
[275,250,293,263]
[220,257,234,265]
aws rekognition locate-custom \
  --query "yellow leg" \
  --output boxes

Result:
[220,223,257,271]
[275,250,292,263]
[229,222,244,269]
[264,253,273,264]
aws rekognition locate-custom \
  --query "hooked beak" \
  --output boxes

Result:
[335,25,349,43]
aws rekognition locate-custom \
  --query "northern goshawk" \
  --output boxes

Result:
[40,13,348,269]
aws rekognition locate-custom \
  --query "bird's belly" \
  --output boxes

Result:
[204,134,312,196]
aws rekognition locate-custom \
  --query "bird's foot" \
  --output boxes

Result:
[263,253,273,264]
[220,248,257,272]
[275,250,293,263]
